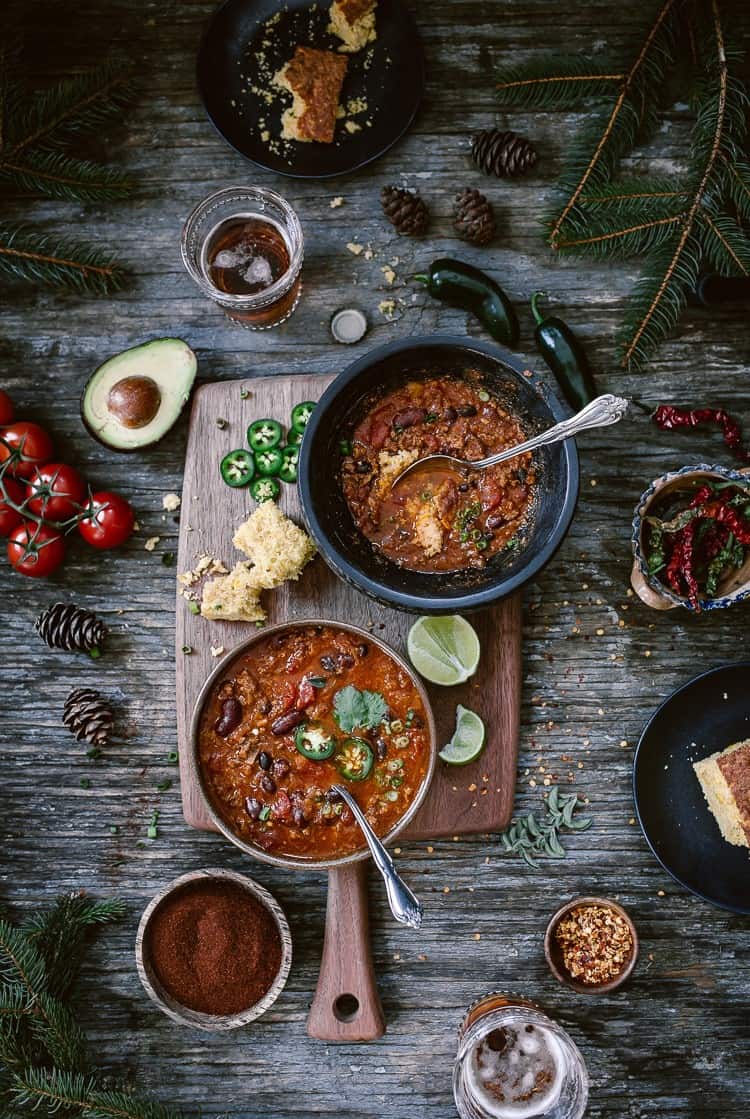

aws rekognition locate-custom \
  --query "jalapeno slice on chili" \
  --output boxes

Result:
[254,447,283,476]
[247,419,283,451]
[294,723,336,760]
[279,445,299,484]
[220,449,255,488]
[337,737,374,781]
[291,401,315,435]
[250,476,280,504]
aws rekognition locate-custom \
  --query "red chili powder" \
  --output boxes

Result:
[146,879,282,1016]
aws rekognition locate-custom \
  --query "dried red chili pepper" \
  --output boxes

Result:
[653,405,750,464]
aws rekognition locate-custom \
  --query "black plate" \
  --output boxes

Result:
[634,663,750,915]
[196,0,423,179]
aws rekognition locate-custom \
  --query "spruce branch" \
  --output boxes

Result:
[0,150,132,203]
[495,56,625,109]
[551,212,686,259]
[579,175,691,218]
[0,226,127,295]
[722,158,750,221]
[11,1069,184,1119]
[23,896,126,1001]
[698,212,750,275]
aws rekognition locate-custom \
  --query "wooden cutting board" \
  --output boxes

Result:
[175,374,521,1040]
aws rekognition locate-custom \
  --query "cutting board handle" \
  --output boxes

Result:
[307,862,385,1042]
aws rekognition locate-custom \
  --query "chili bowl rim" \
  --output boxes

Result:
[189,618,438,871]
[135,867,293,1031]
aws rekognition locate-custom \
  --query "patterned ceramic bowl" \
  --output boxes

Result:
[631,463,750,612]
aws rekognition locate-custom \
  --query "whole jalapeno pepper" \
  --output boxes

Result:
[531,291,597,411]
[413,258,519,348]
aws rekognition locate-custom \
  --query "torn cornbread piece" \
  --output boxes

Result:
[201,562,267,623]
[273,46,348,143]
[328,0,377,52]
[232,501,316,589]
[693,738,750,849]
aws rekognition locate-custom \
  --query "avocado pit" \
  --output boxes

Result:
[107,376,162,430]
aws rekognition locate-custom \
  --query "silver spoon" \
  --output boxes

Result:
[391,393,629,488]
[330,783,423,930]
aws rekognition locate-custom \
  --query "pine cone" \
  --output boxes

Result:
[36,602,106,654]
[380,185,429,235]
[63,688,113,747]
[471,129,538,178]
[453,188,496,246]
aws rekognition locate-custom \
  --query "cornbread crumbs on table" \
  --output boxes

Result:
[347,242,364,255]
[144,536,160,552]
[274,46,348,143]
[162,492,181,512]
[330,195,345,208]
[328,0,377,53]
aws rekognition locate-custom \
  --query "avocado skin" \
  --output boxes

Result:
[80,337,198,453]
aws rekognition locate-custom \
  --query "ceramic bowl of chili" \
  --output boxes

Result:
[190,619,437,870]
[135,868,292,1031]
[631,463,750,613]
[297,335,579,613]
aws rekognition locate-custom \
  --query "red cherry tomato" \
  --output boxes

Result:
[8,521,66,577]
[0,422,54,479]
[0,478,26,536]
[0,391,13,426]
[27,463,87,521]
[78,490,134,549]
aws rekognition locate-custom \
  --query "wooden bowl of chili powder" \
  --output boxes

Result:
[631,463,750,613]
[136,868,292,1030]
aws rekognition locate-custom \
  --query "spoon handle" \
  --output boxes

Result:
[473,393,629,469]
[331,785,423,930]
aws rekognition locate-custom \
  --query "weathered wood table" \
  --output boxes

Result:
[2,1,748,1116]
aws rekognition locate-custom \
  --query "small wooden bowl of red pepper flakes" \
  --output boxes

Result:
[631,464,750,614]
[544,896,638,995]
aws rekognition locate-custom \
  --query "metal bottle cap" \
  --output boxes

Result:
[331,307,367,344]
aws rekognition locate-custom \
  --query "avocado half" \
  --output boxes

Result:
[81,338,198,452]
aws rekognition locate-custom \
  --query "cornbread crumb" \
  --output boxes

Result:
[162,493,181,512]
[328,0,377,52]
[378,299,396,317]
[144,536,160,552]
[201,562,267,623]
[210,645,225,658]
[233,502,316,589]
[347,242,364,255]
[330,196,345,208]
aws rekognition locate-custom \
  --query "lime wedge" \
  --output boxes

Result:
[407,615,480,686]
[440,705,486,765]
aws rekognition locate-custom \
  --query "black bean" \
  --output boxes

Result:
[261,775,277,794]
[515,467,528,485]
[486,513,506,530]
[456,404,478,417]
[356,642,369,658]
[375,737,388,760]
[320,654,338,673]
[214,697,242,738]
[272,758,290,778]
[271,710,305,735]
[325,789,343,804]
[292,807,307,828]
[458,482,470,493]
[272,633,288,647]
[258,751,272,771]
[339,653,355,669]
[245,796,262,820]
[355,460,372,474]
[444,406,458,422]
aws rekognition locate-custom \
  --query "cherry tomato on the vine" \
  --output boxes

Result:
[0,391,13,426]
[8,521,66,577]
[78,490,134,549]
[27,463,87,522]
[0,422,54,479]
[0,478,26,536]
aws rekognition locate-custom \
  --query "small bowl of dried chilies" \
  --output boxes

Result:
[631,464,750,613]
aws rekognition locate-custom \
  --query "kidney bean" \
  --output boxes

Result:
[456,404,477,417]
[271,709,305,735]
[273,758,290,779]
[214,697,242,737]
[258,751,272,771]
[261,775,277,794]
[444,406,458,422]
[292,807,307,828]
[339,653,355,669]
[272,791,291,819]
[375,737,388,760]
[245,796,262,820]
[392,407,427,430]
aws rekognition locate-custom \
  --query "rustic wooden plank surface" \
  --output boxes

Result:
[2,1,750,1117]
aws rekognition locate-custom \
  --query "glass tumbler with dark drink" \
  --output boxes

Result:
[181,187,303,329]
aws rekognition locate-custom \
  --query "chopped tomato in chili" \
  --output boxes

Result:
[340,376,536,573]
[198,626,430,859]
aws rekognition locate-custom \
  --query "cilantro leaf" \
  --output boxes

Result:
[333,685,388,733]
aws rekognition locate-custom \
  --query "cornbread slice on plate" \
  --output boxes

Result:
[328,0,377,52]
[693,739,750,848]
[274,46,348,143]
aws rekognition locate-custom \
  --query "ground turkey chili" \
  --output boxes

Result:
[341,375,536,573]
[198,625,431,860]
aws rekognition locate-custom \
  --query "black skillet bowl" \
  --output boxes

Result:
[634,662,750,915]
[196,0,423,179]
[298,336,579,614]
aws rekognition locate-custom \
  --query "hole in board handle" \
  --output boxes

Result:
[333,993,360,1022]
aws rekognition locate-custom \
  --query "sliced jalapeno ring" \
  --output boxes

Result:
[295,722,336,760]
[279,444,299,484]
[220,449,255,488]
[291,401,316,435]
[337,736,374,781]
[247,418,283,451]
[250,476,280,504]
[286,429,304,447]
[254,447,284,476]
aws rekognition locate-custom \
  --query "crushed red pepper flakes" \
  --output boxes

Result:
[555,904,633,985]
